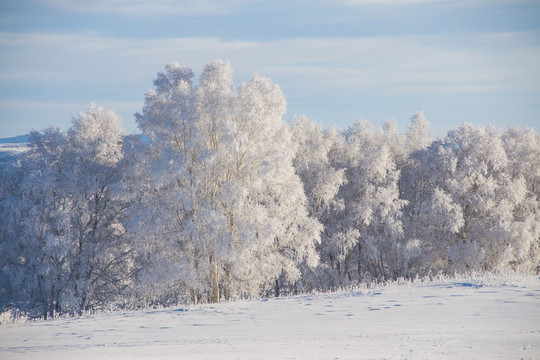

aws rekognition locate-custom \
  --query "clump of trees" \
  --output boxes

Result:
[128,61,320,305]
[1,61,539,319]
[0,105,132,319]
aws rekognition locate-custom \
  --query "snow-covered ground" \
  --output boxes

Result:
[0,139,28,172]
[0,142,28,166]
[1,276,539,359]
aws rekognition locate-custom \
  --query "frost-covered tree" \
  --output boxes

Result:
[290,115,346,290]
[404,111,433,155]
[132,61,321,303]
[0,105,132,319]
[500,127,540,271]
[438,125,529,272]
[311,120,407,286]
[0,149,29,316]
[405,123,540,274]
[291,116,346,220]
[344,121,407,281]
[397,112,437,275]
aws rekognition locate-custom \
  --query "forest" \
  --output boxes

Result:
[1,60,539,320]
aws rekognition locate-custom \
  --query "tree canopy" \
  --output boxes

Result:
[1,61,539,319]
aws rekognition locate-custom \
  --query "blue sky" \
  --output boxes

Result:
[1,0,539,138]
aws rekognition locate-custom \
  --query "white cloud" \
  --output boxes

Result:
[2,30,539,136]
[38,0,257,16]
[38,0,534,16]
[342,0,448,4]
[336,0,534,5]
[2,31,539,95]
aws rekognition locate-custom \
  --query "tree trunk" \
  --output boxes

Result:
[345,252,352,281]
[224,263,232,302]
[357,242,363,282]
[209,254,220,303]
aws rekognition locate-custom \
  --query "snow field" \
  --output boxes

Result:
[1,276,539,359]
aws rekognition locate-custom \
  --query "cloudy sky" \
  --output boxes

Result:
[1,0,539,138]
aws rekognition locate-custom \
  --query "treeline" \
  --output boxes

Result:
[1,61,539,319]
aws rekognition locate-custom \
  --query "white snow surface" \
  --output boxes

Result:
[2,276,539,359]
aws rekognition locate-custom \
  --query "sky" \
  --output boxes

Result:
[0,0,539,138]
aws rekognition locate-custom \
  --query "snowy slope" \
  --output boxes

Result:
[0,135,28,170]
[1,276,539,359]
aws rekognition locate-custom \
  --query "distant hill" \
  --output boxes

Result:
[0,134,29,144]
